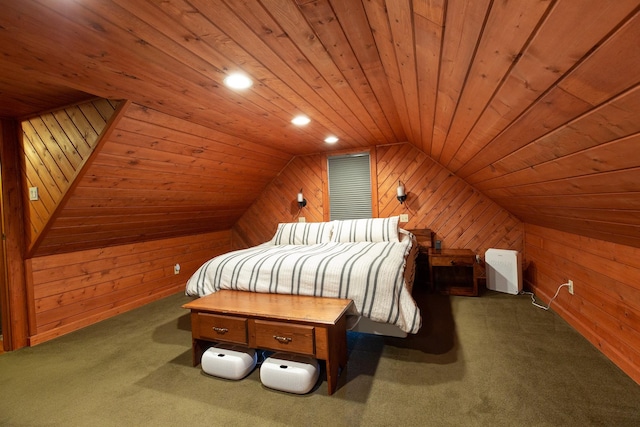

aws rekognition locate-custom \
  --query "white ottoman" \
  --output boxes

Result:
[201,344,257,380]
[260,352,319,394]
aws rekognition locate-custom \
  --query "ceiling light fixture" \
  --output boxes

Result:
[223,73,253,90]
[291,115,311,126]
[324,136,339,144]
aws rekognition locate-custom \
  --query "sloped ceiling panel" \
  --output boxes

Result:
[0,0,639,251]
[33,102,291,256]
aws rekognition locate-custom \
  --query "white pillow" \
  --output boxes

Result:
[330,216,400,243]
[270,222,333,245]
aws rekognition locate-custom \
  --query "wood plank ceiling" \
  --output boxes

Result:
[0,0,639,254]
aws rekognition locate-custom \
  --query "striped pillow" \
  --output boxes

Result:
[270,222,333,245]
[330,216,400,243]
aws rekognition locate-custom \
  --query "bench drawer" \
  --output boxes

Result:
[253,320,315,355]
[195,313,248,345]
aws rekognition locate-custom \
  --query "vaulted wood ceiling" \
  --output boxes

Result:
[1,0,639,253]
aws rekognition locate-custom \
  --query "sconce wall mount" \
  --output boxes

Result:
[297,189,307,209]
[396,181,407,204]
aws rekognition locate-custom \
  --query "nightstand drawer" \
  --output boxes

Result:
[430,256,474,267]
[253,320,315,355]
[195,313,248,344]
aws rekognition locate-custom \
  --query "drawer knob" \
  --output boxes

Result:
[212,327,228,334]
[273,335,292,344]
[450,260,456,266]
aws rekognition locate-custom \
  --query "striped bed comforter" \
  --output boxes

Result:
[185,239,422,334]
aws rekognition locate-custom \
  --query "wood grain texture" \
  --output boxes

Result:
[234,143,523,257]
[0,1,638,251]
[21,99,118,252]
[30,101,290,256]
[0,119,29,349]
[27,231,231,345]
[525,223,640,384]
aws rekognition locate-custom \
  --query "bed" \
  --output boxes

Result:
[185,216,422,336]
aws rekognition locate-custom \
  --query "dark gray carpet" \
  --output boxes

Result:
[1,289,638,426]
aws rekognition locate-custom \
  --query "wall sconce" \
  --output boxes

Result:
[396,181,407,204]
[297,189,307,209]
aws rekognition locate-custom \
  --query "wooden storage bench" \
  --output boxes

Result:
[183,290,354,395]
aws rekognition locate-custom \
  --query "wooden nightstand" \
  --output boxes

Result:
[408,229,433,291]
[428,248,480,296]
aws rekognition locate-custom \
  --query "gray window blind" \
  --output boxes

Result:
[328,153,372,220]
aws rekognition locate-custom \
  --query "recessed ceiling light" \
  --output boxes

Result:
[291,115,311,126]
[324,136,339,144]
[223,73,253,90]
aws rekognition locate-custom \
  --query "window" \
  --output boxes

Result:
[327,153,372,220]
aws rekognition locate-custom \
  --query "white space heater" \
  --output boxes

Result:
[485,249,522,295]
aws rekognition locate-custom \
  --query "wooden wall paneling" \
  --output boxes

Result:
[261,0,385,143]
[402,155,440,202]
[51,110,95,159]
[434,189,484,242]
[407,167,455,220]
[298,0,397,143]
[446,0,640,172]
[525,224,640,383]
[438,0,553,167]
[22,99,118,254]
[464,210,512,253]
[0,119,29,349]
[31,236,218,304]
[369,147,379,218]
[32,100,295,256]
[449,200,498,248]
[97,140,276,183]
[21,122,66,192]
[456,10,640,180]
[112,129,286,178]
[385,0,422,145]
[362,0,413,144]
[233,154,327,248]
[430,0,491,160]
[557,11,640,107]
[123,104,292,163]
[422,180,469,237]
[329,0,407,141]
[34,0,286,146]
[235,143,523,255]
[38,115,83,172]
[27,231,231,345]
[510,205,640,226]
[189,0,367,150]
[182,0,370,147]
[376,144,418,217]
[413,1,445,154]
[63,105,100,152]
[484,168,640,200]
[457,87,593,179]
[514,209,640,239]
[26,100,127,257]
[475,133,640,203]
[471,87,640,186]
[22,259,36,337]
[291,155,326,220]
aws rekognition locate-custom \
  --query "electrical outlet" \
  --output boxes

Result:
[298,216,306,223]
[399,213,409,223]
[568,279,574,295]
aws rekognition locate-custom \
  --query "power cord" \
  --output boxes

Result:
[520,282,571,311]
